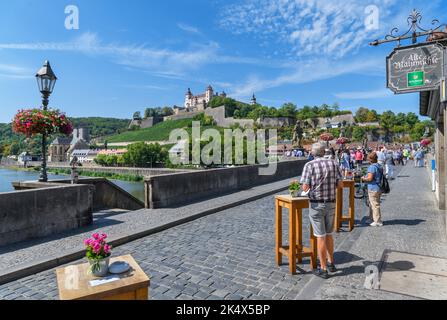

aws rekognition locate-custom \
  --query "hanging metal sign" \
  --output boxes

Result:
[386,43,445,94]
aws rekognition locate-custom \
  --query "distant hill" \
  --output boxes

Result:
[105,118,215,143]
[69,117,131,137]
[0,117,131,157]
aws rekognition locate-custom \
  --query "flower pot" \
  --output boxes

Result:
[289,190,300,198]
[88,257,110,277]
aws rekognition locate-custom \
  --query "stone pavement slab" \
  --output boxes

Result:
[379,250,447,300]
[0,177,293,285]
[0,163,445,300]
[308,163,447,300]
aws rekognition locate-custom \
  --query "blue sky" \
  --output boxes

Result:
[0,0,446,123]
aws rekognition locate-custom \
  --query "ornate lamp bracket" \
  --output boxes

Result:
[370,9,447,47]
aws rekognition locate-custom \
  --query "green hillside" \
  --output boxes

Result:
[106,118,224,143]
[0,117,130,158]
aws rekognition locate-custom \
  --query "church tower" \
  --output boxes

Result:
[185,88,193,109]
[251,94,257,106]
[205,85,214,103]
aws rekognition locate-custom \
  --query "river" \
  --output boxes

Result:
[0,168,145,202]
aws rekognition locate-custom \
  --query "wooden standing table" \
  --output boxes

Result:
[56,254,150,300]
[275,195,317,274]
[335,180,355,232]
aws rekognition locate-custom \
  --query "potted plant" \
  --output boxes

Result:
[84,233,112,277]
[12,108,73,137]
[289,180,301,198]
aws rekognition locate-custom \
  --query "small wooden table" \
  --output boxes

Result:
[275,195,317,274]
[335,180,355,232]
[56,254,150,300]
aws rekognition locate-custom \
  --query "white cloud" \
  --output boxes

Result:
[219,0,399,59]
[177,23,202,35]
[0,32,281,78]
[334,88,392,100]
[0,64,33,79]
[229,56,384,99]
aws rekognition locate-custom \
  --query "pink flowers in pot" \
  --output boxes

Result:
[320,133,334,142]
[336,137,350,145]
[12,108,73,137]
[420,138,431,147]
[84,233,112,260]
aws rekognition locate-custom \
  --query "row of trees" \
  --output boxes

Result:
[133,107,174,120]
[208,97,351,121]
[94,142,169,168]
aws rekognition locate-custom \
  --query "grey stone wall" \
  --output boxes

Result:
[257,117,296,128]
[12,178,145,211]
[205,106,254,128]
[0,185,94,246]
[46,164,194,177]
[145,159,307,208]
[128,117,163,129]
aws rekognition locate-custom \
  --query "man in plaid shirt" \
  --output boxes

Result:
[301,143,343,279]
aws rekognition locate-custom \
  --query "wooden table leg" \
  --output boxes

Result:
[335,186,343,232]
[349,185,355,232]
[310,225,317,271]
[289,203,297,275]
[296,207,303,264]
[275,199,282,266]
[135,287,149,300]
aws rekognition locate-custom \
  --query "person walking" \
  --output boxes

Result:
[362,152,384,227]
[402,148,409,165]
[377,147,386,165]
[340,149,350,171]
[385,150,395,180]
[301,143,343,279]
[355,147,364,168]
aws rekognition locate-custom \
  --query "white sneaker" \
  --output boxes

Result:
[370,222,384,227]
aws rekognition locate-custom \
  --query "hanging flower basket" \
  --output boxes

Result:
[336,137,350,145]
[320,133,334,142]
[12,108,73,137]
[420,138,431,147]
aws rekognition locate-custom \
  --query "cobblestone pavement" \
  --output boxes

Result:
[0,178,291,276]
[0,163,445,300]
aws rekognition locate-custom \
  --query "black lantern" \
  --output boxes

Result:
[35,60,57,182]
[36,60,57,96]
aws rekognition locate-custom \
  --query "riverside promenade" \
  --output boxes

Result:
[0,163,446,300]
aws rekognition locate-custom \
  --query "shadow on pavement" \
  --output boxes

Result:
[384,219,426,226]
[382,260,415,271]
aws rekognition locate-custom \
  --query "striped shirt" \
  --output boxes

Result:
[300,157,342,202]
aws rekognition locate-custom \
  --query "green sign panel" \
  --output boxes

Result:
[407,71,424,87]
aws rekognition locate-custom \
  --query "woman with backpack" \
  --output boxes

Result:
[362,152,384,227]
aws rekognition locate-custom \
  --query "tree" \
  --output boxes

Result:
[365,110,379,122]
[380,111,396,142]
[122,142,168,167]
[277,103,297,117]
[355,107,370,123]
[162,107,174,116]
[406,112,419,127]
[352,127,366,142]
[8,142,20,156]
[133,111,142,120]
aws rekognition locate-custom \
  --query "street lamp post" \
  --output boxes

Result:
[325,119,331,131]
[36,61,57,182]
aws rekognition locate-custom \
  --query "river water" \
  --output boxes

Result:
[0,168,145,202]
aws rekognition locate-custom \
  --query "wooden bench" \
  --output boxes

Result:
[335,180,355,232]
[275,195,317,275]
[56,254,150,300]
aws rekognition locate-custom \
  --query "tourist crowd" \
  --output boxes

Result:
[299,141,429,280]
